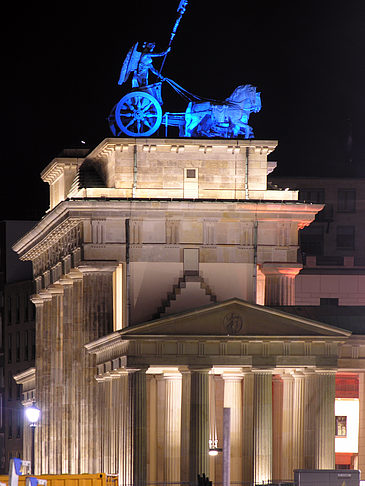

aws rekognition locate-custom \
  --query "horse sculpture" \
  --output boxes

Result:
[184,84,261,138]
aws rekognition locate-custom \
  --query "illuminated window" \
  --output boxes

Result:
[336,416,347,437]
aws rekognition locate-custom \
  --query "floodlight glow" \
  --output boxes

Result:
[25,403,41,425]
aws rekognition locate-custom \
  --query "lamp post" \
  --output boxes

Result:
[25,402,40,474]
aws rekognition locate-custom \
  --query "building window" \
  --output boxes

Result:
[186,169,197,179]
[336,226,355,250]
[16,410,21,438]
[338,189,356,212]
[24,295,29,322]
[15,332,20,362]
[8,373,12,401]
[335,415,347,437]
[7,335,12,364]
[299,188,325,203]
[8,411,12,439]
[24,331,28,361]
[300,226,324,256]
[7,297,11,325]
[15,295,20,324]
[320,298,339,306]
[31,330,35,360]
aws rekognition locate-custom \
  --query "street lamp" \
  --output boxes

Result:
[25,402,40,474]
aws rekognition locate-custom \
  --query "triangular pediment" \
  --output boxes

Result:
[121,299,351,338]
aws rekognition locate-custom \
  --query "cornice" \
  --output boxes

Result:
[41,158,84,183]
[85,137,278,161]
[14,367,36,385]
[19,217,82,261]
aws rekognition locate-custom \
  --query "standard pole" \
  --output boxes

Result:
[31,424,35,474]
[223,407,231,486]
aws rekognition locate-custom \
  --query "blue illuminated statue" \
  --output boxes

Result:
[185,85,261,138]
[109,0,261,139]
[118,42,171,88]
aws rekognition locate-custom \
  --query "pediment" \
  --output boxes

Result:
[121,299,351,339]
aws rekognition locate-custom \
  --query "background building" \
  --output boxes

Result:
[0,221,36,472]
[269,176,365,306]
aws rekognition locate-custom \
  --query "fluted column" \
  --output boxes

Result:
[242,371,254,483]
[180,369,191,482]
[223,374,243,483]
[314,371,336,469]
[253,370,273,484]
[272,375,283,482]
[164,373,182,482]
[78,263,116,474]
[304,370,316,469]
[281,373,294,480]
[292,371,305,470]
[261,263,302,305]
[189,368,210,483]
[129,368,147,486]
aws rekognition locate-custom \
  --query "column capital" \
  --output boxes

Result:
[126,366,149,374]
[47,284,64,295]
[260,262,303,277]
[78,261,119,274]
[252,369,274,375]
[315,369,337,376]
[222,372,244,381]
[188,366,212,374]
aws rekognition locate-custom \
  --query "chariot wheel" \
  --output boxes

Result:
[115,91,162,137]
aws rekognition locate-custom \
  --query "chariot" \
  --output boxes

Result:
[108,1,261,139]
[108,78,261,139]
[108,79,186,138]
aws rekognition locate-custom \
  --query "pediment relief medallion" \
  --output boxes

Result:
[223,312,244,335]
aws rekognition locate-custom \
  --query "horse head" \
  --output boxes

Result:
[226,85,261,112]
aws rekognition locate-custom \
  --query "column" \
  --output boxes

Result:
[164,373,182,483]
[242,371,254,484]
[253,370,272,484]
[314,371,336,469]
[261,263,302,306]
[180,369,191,482]
[223,374,243,483]
[189,368,210,483]
[272,375,283,482]
[281,373,294,480]
[292,371,305,470]
[78,263,116,474]
[117,372,133,486]
[129,368,147,486]
[304,371,316,469]
[358,373,365,480]
[32,290,53,474]
[147,375,157,483]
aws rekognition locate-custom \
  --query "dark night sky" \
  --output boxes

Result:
[1,1,364,221]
